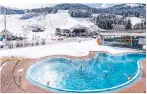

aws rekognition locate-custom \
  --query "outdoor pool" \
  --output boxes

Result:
[26,53,146,93]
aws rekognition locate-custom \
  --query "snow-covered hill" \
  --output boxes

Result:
[126,17,144,26]
[99,3,146,17]
[125,4,144,7]
[0,10,100,39]
[112,3,145,9]
[0,9,145,40]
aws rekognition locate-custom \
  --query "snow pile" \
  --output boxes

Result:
[0,39,137,58]
[143,45,146,50]
[126,17,144,26]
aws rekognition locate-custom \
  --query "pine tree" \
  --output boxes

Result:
[109,21,113,29]
[107,21,113,29]
[141,22,144,29]
[144,21,146,29]
[125,19,132,30]
[136,12,140,17]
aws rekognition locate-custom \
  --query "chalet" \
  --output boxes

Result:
[0,30,14,39]
[55,24,97,37]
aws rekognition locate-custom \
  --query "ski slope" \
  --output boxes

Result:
[0,10,100,39]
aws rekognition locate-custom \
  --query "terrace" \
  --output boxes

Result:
[0,51,146,93]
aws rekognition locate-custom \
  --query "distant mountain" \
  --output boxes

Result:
[27,7,57,14]
[112,3,146,8]
[54,3,100,13]
[54,3,146,17]
[0,6,24,14]
[96,3,146,17]
[54,3,92,10]
[0,5,58,15]
[0,3,146,17]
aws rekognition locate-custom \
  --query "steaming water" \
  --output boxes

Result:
[27,53,146,92]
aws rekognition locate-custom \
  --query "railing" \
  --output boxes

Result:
[0,37,93,50]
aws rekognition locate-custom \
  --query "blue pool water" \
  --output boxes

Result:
[26,53,146,93]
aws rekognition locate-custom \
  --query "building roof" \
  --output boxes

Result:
[0,30,14,37]
[91,14,99,17]
[99,32,146,37]
[70,24,89,29]
[60,24,75,29]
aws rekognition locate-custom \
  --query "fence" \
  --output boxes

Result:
[0,37,93,50]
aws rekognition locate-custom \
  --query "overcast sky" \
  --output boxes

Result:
[86,3,118,8]
[2,3,118,9]
[2,4,57,9]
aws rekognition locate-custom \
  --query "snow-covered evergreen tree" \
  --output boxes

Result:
[69,9,92,17]
[125,19,132,29]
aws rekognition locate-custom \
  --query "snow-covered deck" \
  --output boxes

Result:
[0,39,138,58]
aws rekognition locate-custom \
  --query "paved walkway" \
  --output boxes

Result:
[0,51,146,93]
[118,60,146,93]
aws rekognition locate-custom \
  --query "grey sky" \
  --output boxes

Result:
[2,3,118,9]
[2,4,57,9]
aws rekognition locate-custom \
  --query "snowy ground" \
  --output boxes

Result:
[0,10,144,40]
[0,10,100,40]
[0,39,138,58]
[126,17,144,26]
[0,10,143,58]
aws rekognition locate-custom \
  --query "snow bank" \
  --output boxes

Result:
[0,39,137,58]
[126,17,144,26]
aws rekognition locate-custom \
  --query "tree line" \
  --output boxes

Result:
[68,9,92,17]
[95,14,146,30]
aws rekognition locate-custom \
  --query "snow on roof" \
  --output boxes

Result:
[0,30,14,37]
[60,23,100,33]
[143,45,146,50]
[91,14,99,17]
[71,24,89,29]
[0,41,6,46]
[60,24,76,29]
[28,24,46,30]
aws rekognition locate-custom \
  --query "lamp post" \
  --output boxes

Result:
[3,8,8,41]
[4,8,6,31]
[130,33,133,47]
